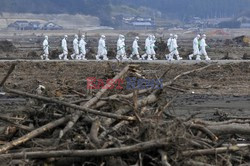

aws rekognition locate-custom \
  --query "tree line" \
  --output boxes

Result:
[0,0,250,26]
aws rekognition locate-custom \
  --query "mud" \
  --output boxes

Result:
[0,40,16,53]
[0,61,250,117]
[171,94,250,119]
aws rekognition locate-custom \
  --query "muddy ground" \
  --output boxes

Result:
[1,61,250,115]
[0,29,249,60]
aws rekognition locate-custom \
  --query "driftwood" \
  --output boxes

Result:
[0,115,33,131]
[0,116,71,154]
[0,138,168,159]
[185,160,215,166]
[207,123,250,135]
[182,145,243,156]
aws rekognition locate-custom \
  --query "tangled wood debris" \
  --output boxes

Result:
[1,63,250,166]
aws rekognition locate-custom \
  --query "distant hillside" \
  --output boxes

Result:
[0,0,250,26]
[0,0,111,25]
[0,13,100,29]
[111,0,250,19]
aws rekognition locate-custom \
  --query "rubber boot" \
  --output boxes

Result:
[152,54,157,60]
[147,55,153,60]
[63,54,69,60]
[70,54,75,60]
[189,54,193,60]
[177,54,183,60]
[45,55,50,60]
[59,54,63,60]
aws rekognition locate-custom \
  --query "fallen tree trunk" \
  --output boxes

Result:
[207,123,250,136]
[0,138,169,159]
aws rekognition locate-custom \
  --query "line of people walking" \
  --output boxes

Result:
[41,33,211,61]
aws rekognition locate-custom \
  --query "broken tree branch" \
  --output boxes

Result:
[60,65,135,138]
[0,116,71,154]
[186,123,218,142]
[0,63,16,87]
[207,123,250,136]
[89,119,101,148]
[0,138,169,159]
[182,145,243,156]
[0,115,33,131]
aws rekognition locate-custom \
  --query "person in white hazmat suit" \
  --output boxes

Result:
[59,35,69,60]
[142,35,153,60]
[151,35,157,60]
[96,35,108,60]
[70,34,79,60]
[189,34,201,60]
[167,34,173,50]
[165,34,173,60]
[116,35,127,60]
[78,35,87,60]
[129,36,141,60]
[200,34,211,60]
[169,35,182,61]
[121,35,127,60]
[41,35,49,60]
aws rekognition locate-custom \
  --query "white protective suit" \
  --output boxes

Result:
[200,34,211,60]
[121,36,127,60]
[189,35,201,60]
[169,35,182,61]
[167,34,173,51]
[79,35,87,60]
[116,35,127,60]
[59,35,69,60]
[165,34,173,60]
[151,35,157,60]
[130,36,141,60]
[41,36,49,60]
[96,35,108,60]
[71,35,79,60]
[142,35,152,60]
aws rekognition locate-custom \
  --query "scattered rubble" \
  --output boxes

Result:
[0,40,16,53]
[242,53,250,60]
[233,35,250,47]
